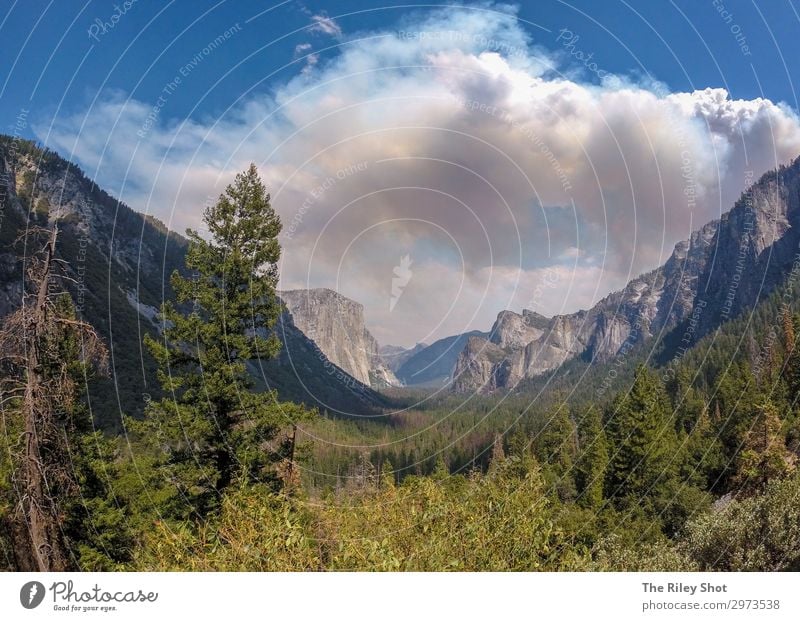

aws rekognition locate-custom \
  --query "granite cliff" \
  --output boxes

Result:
[279,288,400,388]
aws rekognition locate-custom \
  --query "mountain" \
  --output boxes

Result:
[0,137,387,425]
[0,137,188,427]
[395,330,488,386]
[379,342,427,373]
[453,158,800,392]
[279,288,400,388]
[255,311,393,416]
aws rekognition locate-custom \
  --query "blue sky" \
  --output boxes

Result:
[3,1,800,138]
[4,1,800,346]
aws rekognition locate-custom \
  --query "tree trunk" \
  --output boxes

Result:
[20,225,70,571]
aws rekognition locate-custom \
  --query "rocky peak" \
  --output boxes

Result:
[489,310,545,349]
[380,342,428,373]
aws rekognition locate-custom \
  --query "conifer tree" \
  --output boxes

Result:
[380,459,396,489]
[681,403,725,491]
[732,399,791,495]
[606,366,679,508]
[489,433,506,472]
[574,405,608,509]
[137,164,313,520]
[0,226,113,570]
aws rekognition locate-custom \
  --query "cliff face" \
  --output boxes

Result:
[452,160,800,393]
[280,288,400,388]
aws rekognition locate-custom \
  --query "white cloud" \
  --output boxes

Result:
[38,5,800,346]
[309,13,341,37]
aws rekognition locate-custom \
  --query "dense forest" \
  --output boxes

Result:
[1,163,799,572]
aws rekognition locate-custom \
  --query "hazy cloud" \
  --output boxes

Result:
[39,5,800,346]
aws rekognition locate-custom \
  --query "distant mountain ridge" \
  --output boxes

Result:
[379,343,427,373]
[452,158,800,392]
[396,330,488,386]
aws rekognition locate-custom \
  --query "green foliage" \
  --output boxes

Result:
[137,453,586,571]
[606,367,679,506]
[574,405,608,509]
[682,473,800,570]
[4,138,800,572]
[132,165,314,521]
[732,399,791,495]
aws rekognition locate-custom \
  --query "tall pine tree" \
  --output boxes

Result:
[606,367,679,510]
[136,164,313,520]
[574,405,608,509]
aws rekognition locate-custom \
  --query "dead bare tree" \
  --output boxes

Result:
[0,224,107,571]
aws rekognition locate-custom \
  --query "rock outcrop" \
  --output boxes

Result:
[0,137,388,422]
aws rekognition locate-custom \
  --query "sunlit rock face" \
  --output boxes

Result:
[280,288,400,388]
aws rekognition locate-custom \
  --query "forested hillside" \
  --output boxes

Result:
[1,151,799,572]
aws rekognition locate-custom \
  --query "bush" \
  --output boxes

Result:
[681,473,800,570]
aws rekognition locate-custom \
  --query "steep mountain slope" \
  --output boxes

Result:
[0,137,387,425]
[396,330,488,386]
[453,158,800,393]
[280,288,400,388]
[0,137,187,427]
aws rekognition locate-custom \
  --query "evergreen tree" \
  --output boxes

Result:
[711,361,761,465]
[0,226,118,570]
[488,433,506,472]
[135,165,314,520]
[380,459,396,489]
[784,314,800,404]
[732,399,791,495]
[680,403,725,491]
[606,367,679,509]
[574,405,608,509]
